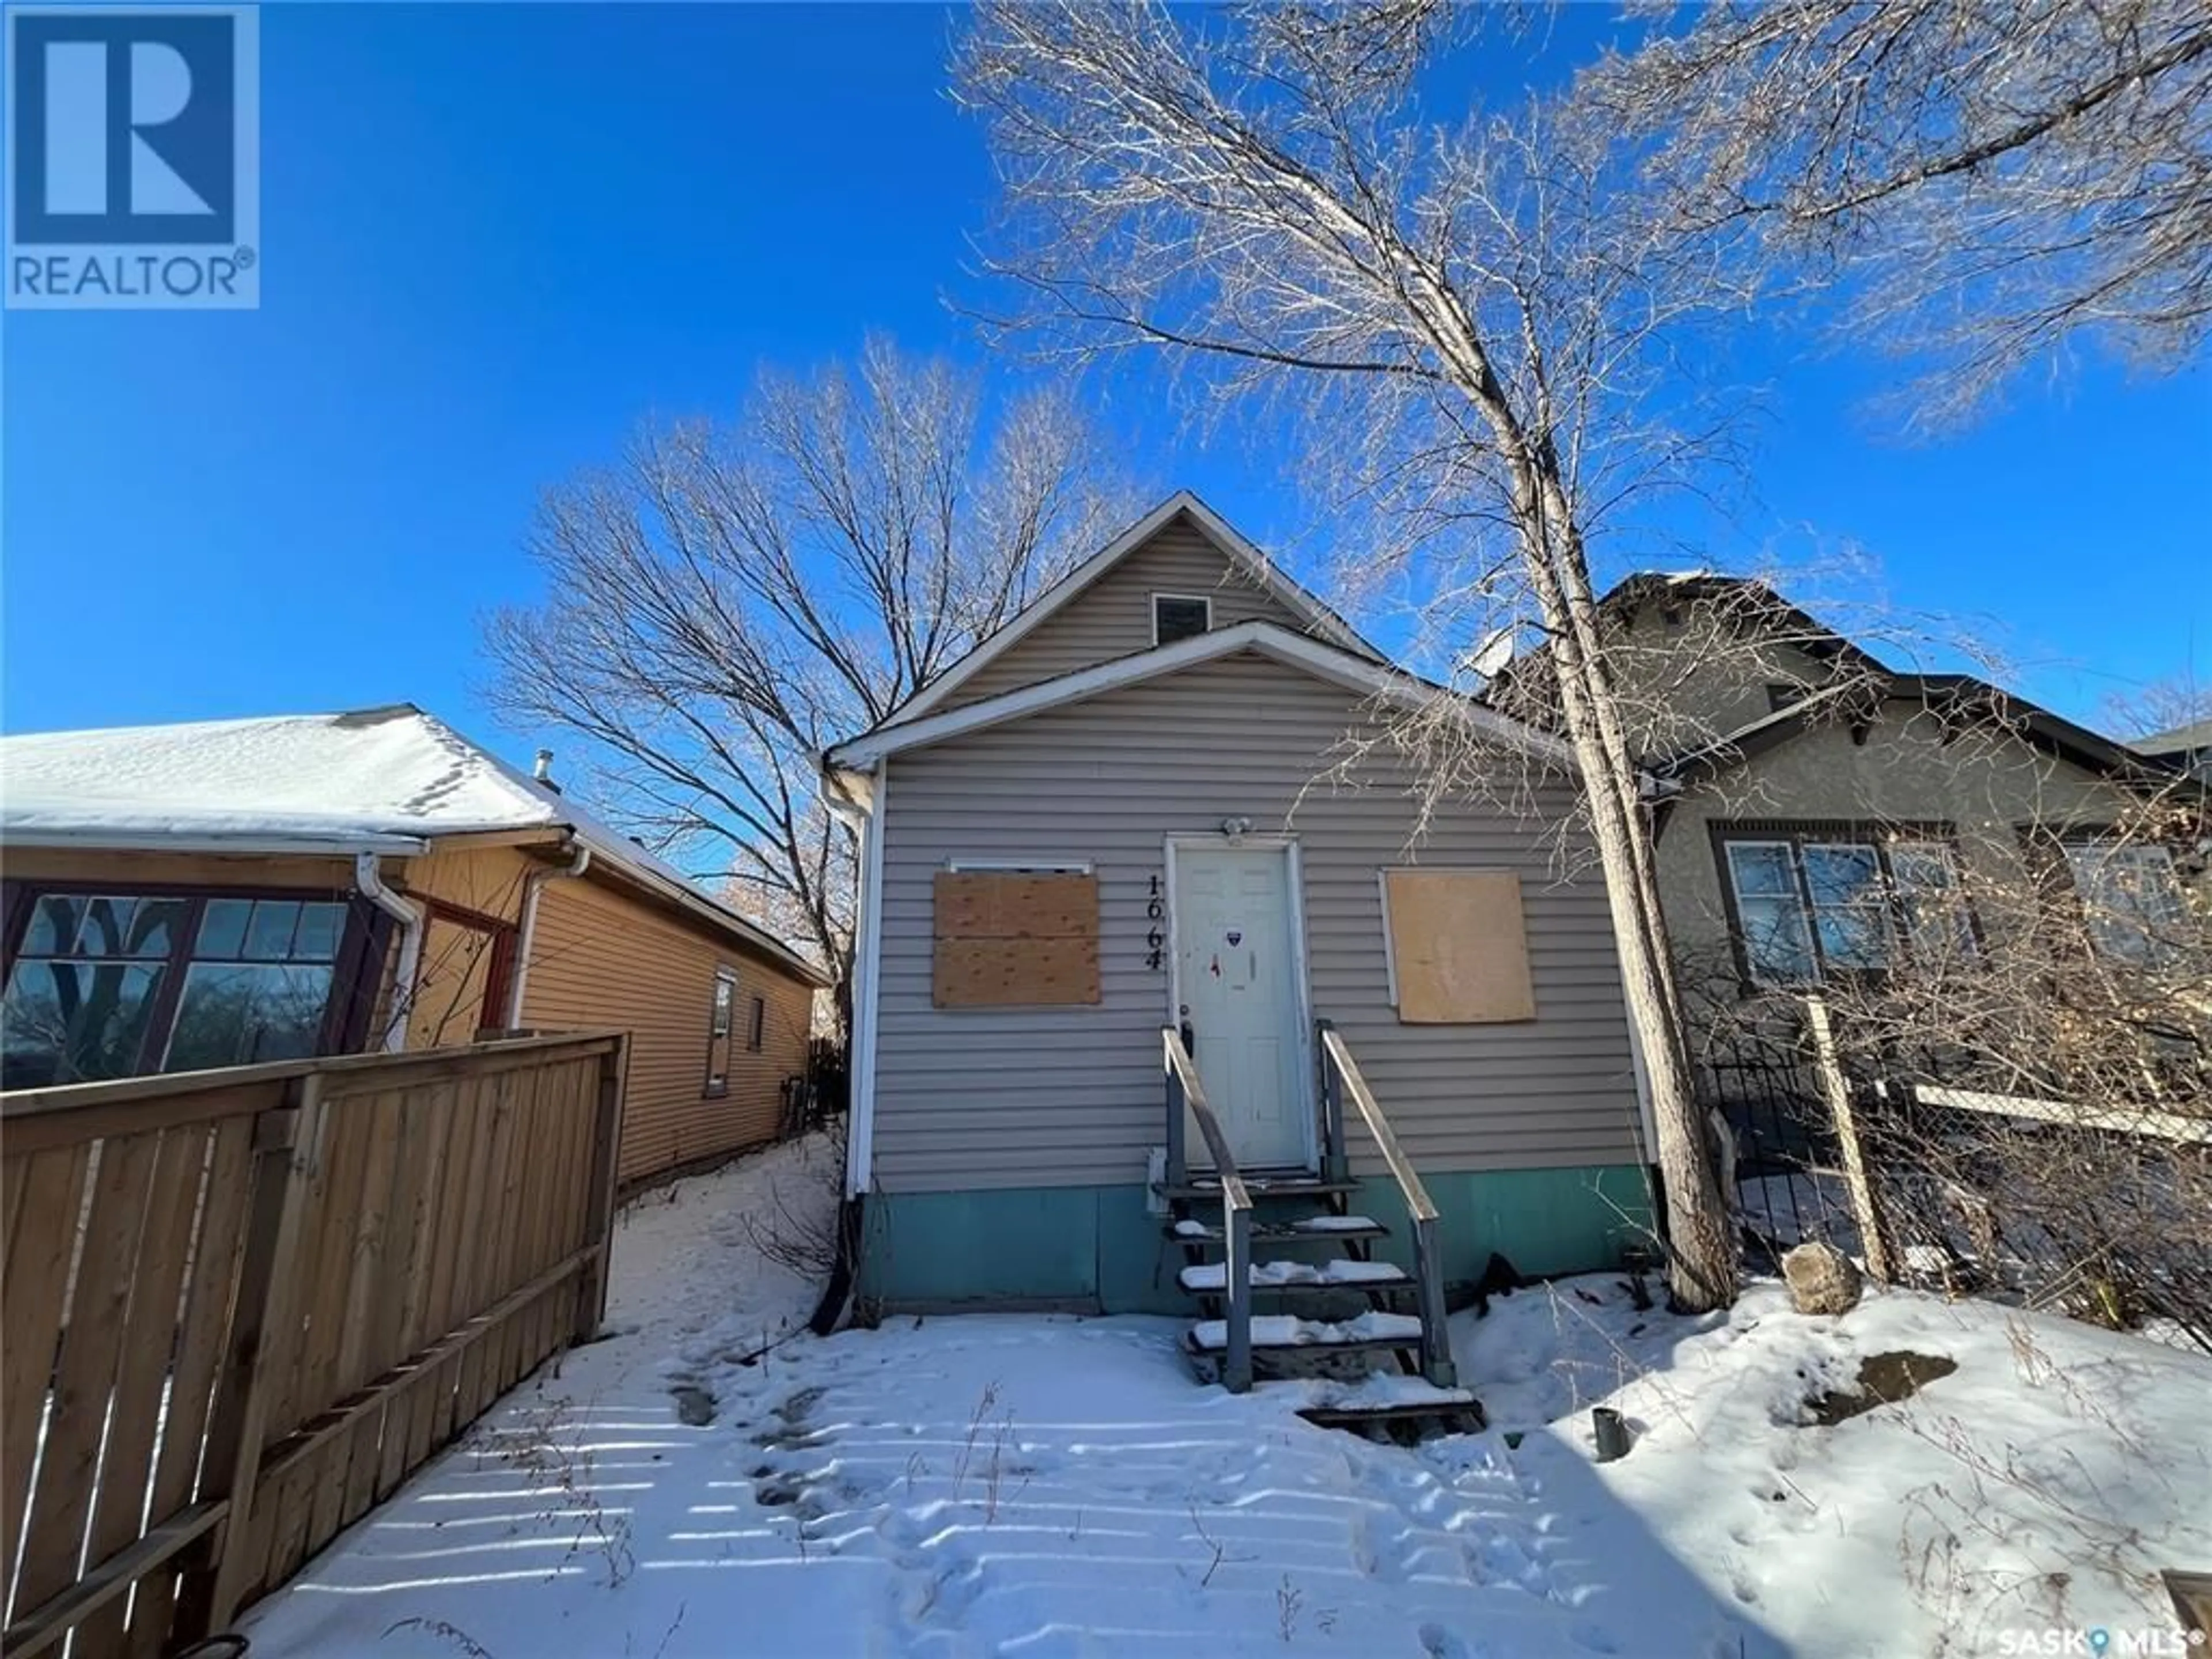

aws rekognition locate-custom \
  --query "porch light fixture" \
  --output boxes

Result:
[1219,816,1253,841]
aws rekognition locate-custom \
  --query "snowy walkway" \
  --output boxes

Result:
[241,1135,2212,1658]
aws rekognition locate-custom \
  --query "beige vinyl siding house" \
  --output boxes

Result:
[0,706,827,1192]
[937,520,1313,711]
[874,653,1641,1189]
[828,493,1654,1315]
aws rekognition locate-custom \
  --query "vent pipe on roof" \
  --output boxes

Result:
[533,748,561,793]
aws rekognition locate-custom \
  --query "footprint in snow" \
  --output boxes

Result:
[1419,1622,1474,1659]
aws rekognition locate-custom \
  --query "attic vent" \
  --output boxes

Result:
[1153,593,1213,646]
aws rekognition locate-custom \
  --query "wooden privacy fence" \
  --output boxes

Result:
[0,1030,628,1657]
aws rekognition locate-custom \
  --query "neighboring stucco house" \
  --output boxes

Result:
[2137,717,2212,785]
[1573,574,2199,1027]
[823,492,1655,1332]
[0,704,827,1190]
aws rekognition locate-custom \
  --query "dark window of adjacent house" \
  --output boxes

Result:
[1718,832,1974,986]
[1,891,358,1088]
[1153,593,1213,646]
[746,994,766,1052]
[2059,842,2187,965]
[704,968,736,1096]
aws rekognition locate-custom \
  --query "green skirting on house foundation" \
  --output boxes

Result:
[857,1164,1654,1315]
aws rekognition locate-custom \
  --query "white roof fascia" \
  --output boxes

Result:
[825,620,1575,772]
[877,491,1377,732]
[0,827,431,857]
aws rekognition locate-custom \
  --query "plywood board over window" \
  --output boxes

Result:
[1381,868,1537,1024]
[934,870,1100,1007]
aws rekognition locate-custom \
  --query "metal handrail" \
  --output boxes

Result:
[1317,1022,1457,1387]
[1164,1027,1254,1392]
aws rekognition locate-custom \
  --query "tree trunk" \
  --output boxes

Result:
[1536,585,1738,1312]
[1501,460,1738,1312]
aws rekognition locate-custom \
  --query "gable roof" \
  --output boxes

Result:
[0,703,827,984]
[1646,675,2170,791]
[825,619,1574,775]
[2138,717,2212,759]
[877,490,1378,732]
[1489,570,2183,793]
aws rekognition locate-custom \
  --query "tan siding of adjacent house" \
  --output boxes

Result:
[1,847,357,891]
[520,874,815,1188]
[395,842,538,925]
[872,649,1643,1194]
[5,836,820,1188]
[940,518,1320,711]
[385,843,537,1047]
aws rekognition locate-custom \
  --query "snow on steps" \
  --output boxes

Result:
[1187,1310,1425,1353]
[1178,1257,1410,1293]
[1171,1213,1389,1246]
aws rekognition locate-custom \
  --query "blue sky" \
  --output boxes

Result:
[5,3,2206,761]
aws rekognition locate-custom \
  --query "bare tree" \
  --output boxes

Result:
[1702,764,2210,1343]
[2103,673,2212,748]
[957,2,1745,1308]
[488,339,1136,1031]
[1586,0,2212,423]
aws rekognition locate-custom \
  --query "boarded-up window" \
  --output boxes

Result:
[933,871,1100,1008]
[1380,869,1536,1024]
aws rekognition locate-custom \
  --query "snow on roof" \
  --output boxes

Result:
[0,704,825,983]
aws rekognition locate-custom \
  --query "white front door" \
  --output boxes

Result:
[1172,843,1312,1171]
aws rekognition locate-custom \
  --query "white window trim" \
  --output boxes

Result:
[1723,837,1818,987]
[1150,591,1214,646]
[2062,839,2187,961]
[944,858,1094,874]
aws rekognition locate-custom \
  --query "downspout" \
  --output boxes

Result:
[813,763,878,1335]
[506,840,592,1028]
[354,852,424,1054]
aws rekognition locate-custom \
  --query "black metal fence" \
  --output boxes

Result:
[1698,1009,2211,1350]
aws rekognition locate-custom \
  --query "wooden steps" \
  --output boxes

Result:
[1157,1175,1362,1203]
[1298,1378,1487,1441]
[1177,1258,1410,1294]
[1185,1310,1425,1354]
[1168,1214,1389,1248]
[1160,1021,1476,1439]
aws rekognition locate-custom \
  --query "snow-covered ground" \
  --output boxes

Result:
[242,1135,2211,1658]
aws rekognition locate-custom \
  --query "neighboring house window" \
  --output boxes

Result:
[1152,593,1213,646]
[1,891,357,1088]
[704,968,736,1096]
[2060,842,2188,965]
[1888,842,1976,963]
[746,994,766,1051]
[1718,830,1971,986]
